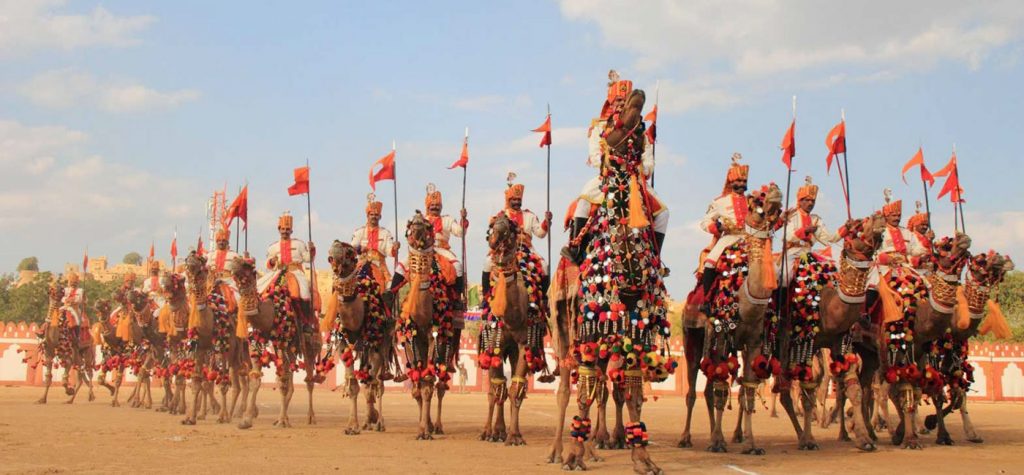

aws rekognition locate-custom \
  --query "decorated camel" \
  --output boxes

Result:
[33,279,97,405]
[923,251,1013,444]
[231,255,323,429]
[93,295,137,407]
[478,213,549,445]
[117,288,166,410]
[559,85,676,475]
[396,211,459,440]
[323,240,396,435]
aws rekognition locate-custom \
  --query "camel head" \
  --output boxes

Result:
[48,280,65,302]
[126,288,150,315]
[228,256,258,289]
[844,213,886,261]
[487,212,519,265]
[327,240,359,279]
[969,251,1014,287]
[159,271,186,299]
[184,250,207,277]
[746,183,783,231]
[405,210,434,253]
[94,299,112,321]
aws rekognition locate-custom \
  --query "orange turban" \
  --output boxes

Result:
[908,212,929,229]
[425,190,442,208]
[278,213,293,228]
[505,184,524,205]
[721,153,749,194]
[797,176,819,201]
[600,70,633,119]
[215,227,230,241]
[366,201,383,215]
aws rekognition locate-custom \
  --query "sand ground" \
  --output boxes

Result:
[0,384,1021,474]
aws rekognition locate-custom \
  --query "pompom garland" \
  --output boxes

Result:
[570,416,592,442]
[624,421,649,447]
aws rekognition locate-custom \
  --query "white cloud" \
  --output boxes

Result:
[454,93,533,112]
[0,0,155,57]
[560,0,1024,111]
[19,69,199,113]
[0,119,87,171]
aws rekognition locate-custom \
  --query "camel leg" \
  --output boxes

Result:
[738,381,764,455]
[183,356,203,425]
[493,376,508,442]
[417,378,436,440]
[593,380,610,449]
[626,376,663,475]
[778,380,804,441]
[547,354,572,463]
[675,356,700,448]
[66,367,83,404]
[37,358,54,404]
[958,391,983,443]
[798,383,820,450]
[374,378,386,432]
[345,373,361,435]
[306,372,316,426]
[842,370,876,451]
[931,388,953,446]
[835,378,851,441]
[506,347,528,446]
[111,367,124,407]
[98,369,115,396]
[609,386,626,450]
[732,396,744,443]
[707,380,728,452]
[480,370,500,441]
[275,364,294,428]
[434,377,447,435]
[238,364,262,429]
[561,369,597,472]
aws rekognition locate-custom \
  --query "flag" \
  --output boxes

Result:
[82,251,89,273]
[369,150,396,190]
[780,119,795,170]
[901,147,935,186]
[533,114,551,148]
[937,171,960,202]
[933,153,957,177]
[449,137,469,169]
[825,120,846,173]
[197,236,205,257]
[644,105,658,144]
[170,234,178,262]
[919,161,935,188]
[226,186,249,230]
[287,166,310,196]
[148,242,155,261]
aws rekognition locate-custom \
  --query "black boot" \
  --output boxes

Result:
[862,289,879,326]
[481,271,492,297]
[561,217,591,266]
[654,231,670,276]
[389,272,406,293]
[699,267,717,314]
[452,275,466,311]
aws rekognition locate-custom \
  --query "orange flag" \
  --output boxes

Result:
[780,119,795,170]
[148,242,155,260]
[644,105,658,144]
[900,147,936,186]
[933,153,957,177]
[287,166,310,196]
[449,137,469,169]
[937,166,963,202]
[369,150,396,190]
[226,186,248,230]
[533,114,551,147]
[825,120,846,173]
[197,236,205,257]
[170,234,178,262]
[82,251,89,273]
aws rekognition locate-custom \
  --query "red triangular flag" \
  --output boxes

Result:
[825,120,846,173]
[644,105,658,144]
[148,242,155,260]
[933,153,957,177]
[901,147,924,184]
[82,251,89,273]
[780,119,795,170]
[937,170,959,201]
[226,186,248,230]
[287,166,310,196]
[369,150,396,191]
[197,236,205,257]
[170,236,178,262]
[919,161,935,188]
[449,138,469,169]
[533,114,551,148]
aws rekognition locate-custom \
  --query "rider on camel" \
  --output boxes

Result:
[257,212,316,319]
[907,201,935,273]
[481,174,551,295]
[352,195,398,291]
[696,153,750,310]
[423,183,468,304]
[564,70,668,265]
[206,226,241,310]
[60,271,88,342]
[863,190,929,323]
[777,176,848,286]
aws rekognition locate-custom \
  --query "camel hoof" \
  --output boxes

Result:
[936,435,954,446]
[799,442,820,451]
[505,434,526,446]
[968,437,984,444]
[859,442,877,452]
[111,401,120,408]
[35,398,47,405]
[376,422,385,432]
[741,447,765,456]
[537,374,556,383]
[677,437,692,448]
[416,433,433,440]
[838,433,852,442]
[732,433,744,443]
[345,428,361,435]
[918,427,931,435]
[479,431,490,441]
[561,454,587,472]
[545,449,563,464]
[706,444,727,453]
[88,393,95,402]
[903,441,923,450]
[181,418,196,425]
[237,420,252,430]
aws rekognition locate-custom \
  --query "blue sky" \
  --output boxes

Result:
[1,1,1022,295]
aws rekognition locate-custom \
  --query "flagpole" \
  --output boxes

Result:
[545,103,552,279]
[305,159,317,303]
[841,109,851,213]
[235,185,241,252]
[392,140,400,272]
[651,80,659,188]
[244,180,249,255]
[461,128,469,306]
[953,144,966,233]
[777,96,797,370]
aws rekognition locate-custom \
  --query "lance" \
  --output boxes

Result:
[777,96,797,364]
[651,80,659,188]
[953,143,966,233]
[305,158,316,297]
[545,104,552,278]
[920,143,932,224]
[392,140,400,272]
[460,127,469,306]
[244,180,249,255]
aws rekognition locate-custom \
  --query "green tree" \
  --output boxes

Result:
[2,272,53,323]
[997,271,1024,340]
[123,252,143,265]
[17,256,39,272]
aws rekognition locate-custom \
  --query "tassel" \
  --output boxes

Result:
[878,277,903,324]
[761,238,778,291]
[627,175,650,229]
[235,306,249,339]
[954,286,971,330]
[116,314,132,340]
[90,324,102,345]
[49,308,60,327]
[320,291,338,333]
[158,304,173,334]
[490,272,508,317]
[979,300,1012,339]
[401,274,423,318]
[187,296,201,330]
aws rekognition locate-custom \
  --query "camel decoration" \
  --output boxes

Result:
[93,296,136,407]
[559,87,675,475]
[478,213,549,446]
[396,211,459,440]
[118,288,166,410]
[923,251,1013,444]
[32,280,97,405]
[323,240,396,435]
[231,255,323,429]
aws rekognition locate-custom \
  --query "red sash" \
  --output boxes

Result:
[366,227,380,251]
[505,209,524,226]
[214,250,227,271]
[888,226,907,254]
[797,211,812,241]
[729,193,747,228]
[429,215,444,234]
[150,276,158,290]
[279,240,293,265]
[914,232,932,251]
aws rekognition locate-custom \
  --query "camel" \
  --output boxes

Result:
[117,288,165,410]
[694,182,782,455]
[560,86,674,475]
[478,213,549,446]
[231,256,323,429]
[93,296,137,407]
[878,232,971,449]
[33,281,97,405]
[396,211,459,440]
[772,213,886,452]
[324,240,396,435]
[924,251,1013,444]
